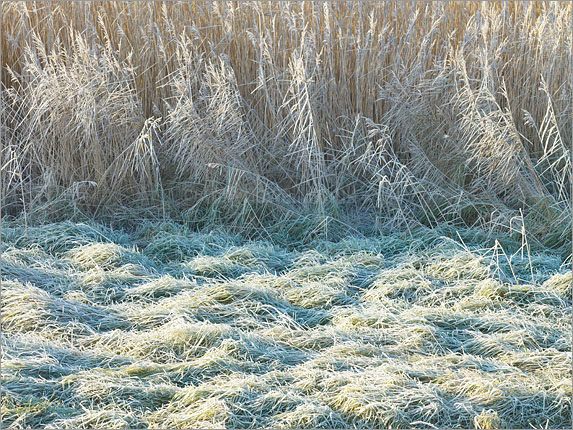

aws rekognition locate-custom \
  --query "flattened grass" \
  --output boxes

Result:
[1,220,571,428]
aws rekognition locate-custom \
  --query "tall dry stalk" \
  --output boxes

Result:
[0,1,570,247]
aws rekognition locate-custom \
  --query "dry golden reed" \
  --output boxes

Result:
[1,1,571,246]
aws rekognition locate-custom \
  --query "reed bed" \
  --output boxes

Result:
[0,1,570,250]
[1,3,571,428]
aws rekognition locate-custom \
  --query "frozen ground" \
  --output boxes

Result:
[1,221,571,429]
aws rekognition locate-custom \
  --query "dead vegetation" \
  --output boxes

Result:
[0,2,570,250]
[1,220,571,428]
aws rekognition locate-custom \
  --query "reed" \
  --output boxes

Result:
[0,1,571,249]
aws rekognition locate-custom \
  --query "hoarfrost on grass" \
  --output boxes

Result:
[1,221,571,429]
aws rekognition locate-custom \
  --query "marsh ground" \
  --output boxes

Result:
[1,220,571,429]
